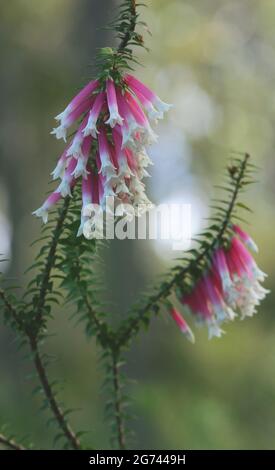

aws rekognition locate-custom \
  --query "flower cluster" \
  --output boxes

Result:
[169,225,268,341]
[33,74,171,236]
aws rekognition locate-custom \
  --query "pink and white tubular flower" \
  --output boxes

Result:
[105,79,124,128]
[66,116,89,159]
[112,129,133,179]
[51,146,71,181]
[212,247,236,303]
[202,274,236,324]
[32,191,62,224]
[83,92,105,138]
[130,85,164,122]
[98,128,116,179]
[34,72,171,228]
[51,97,94,142]
[225,237,269,318]
[77,173,93,237]
[125,91,158,145]
[72,135,93,179]
[57,157,77,197]
[124,74,173,115]
[169,306,195,343]
[55,79,99,125]
[80,169,105,239]
[174,226,268,341]
[232,224,258,253]
[194,279,225,339]
[116,90,143,149]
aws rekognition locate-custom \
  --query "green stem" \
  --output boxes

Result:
[118,0,137,51]
[0,434,26,451]
[29,335,81,450]
[111,351,126,450]
[0,289,24,330]
[1,215,81,449]
[33,196,71,330]
[75,256,111,346]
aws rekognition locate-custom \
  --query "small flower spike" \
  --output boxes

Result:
[173,226,268,340]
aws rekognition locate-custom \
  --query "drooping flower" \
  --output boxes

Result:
[173,226,268,340]
[124,74,172,115]
[32,192,62,224]
[232,224,258,253]
[33,73,171,236]
[105,79,124,128]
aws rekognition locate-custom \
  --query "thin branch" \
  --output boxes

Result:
[111,352,126,450]
[75,258,107,340]
[28,335,81,450]
[2,201,81,449]
[0,433,26,451]
[0,288,81,449]
[116,154,250,348]
[0,289,24,330]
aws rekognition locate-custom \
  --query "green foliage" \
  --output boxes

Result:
[95,0,148,83]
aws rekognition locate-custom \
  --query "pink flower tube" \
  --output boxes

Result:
[32,191,62,224]
[169,307,195,343]
[83,92,105,138]
[72,135,93,179]
[105,79,123,128]
[51,145,71,181]
[51,97,94,142]
[55,79,99,125]
[124,74,172,114]
[232,225,258,253]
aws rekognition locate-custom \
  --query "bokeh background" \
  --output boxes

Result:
[0,0,274,449]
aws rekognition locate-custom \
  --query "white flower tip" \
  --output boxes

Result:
[72,165,89,180]
[32,207,48,224]
[51,164,65,181]
[155,99,173,114]
[77,224,84,237]
[208,323,225,340]
[182,327,195,344]
[54,111,66,123]
[58,181,72,198]
[83,122,98,138]
[51,126,67,142]
[122,135,134,149]
[54,104,72,123]
[116,182,131,195]
[100,165,116,179]
[162,102,173,112]
[248,240,259,253]
[148,109,164,121]
[105,114,124,128]
[51,170,59,181]
[82,129,90,138]
[227,308,237,321]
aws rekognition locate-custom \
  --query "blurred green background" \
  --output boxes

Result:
[0,0,274,449]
